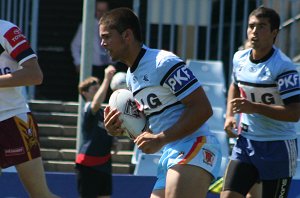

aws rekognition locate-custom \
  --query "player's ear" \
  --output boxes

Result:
[121,29,133,41]
[271,29,279,39]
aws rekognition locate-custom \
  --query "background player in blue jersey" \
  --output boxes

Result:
[222,6,300,198]
[100,7,221,198]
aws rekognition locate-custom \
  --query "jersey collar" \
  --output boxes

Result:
[130,45,146,73]
[249,47,275,64]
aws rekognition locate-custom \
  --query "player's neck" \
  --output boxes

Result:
[251,46,273,61]
[125,42,143,67]
[250,47,274,63]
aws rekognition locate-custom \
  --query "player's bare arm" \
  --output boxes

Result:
[104,106,124,136]
[0,57,42,87]
[135,87,212,153]
[232,98,300,122]
[224,83,240,137]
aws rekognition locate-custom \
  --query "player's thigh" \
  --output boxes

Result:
[151,189,165,198]
[221,160,258,198]
[15,157,50,194]
[166,164,213,198]
[246,182,262,198]
[262,177,292,198]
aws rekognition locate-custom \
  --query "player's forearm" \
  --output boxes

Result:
[226,83,240,118]
[0,59,43,87]
[159,103,213,145]
[252,102,300,122]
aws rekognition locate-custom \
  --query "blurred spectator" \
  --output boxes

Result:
[76,66,126,198]
[71,0,112,80]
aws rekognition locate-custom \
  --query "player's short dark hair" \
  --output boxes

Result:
[99,7,142,42]
[249,6,280,31]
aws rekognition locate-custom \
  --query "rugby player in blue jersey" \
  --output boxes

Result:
[222,6,300,198]
[100,7,222,198]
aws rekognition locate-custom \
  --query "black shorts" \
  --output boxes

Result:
[223,160,292,198]
[76,165,112,197]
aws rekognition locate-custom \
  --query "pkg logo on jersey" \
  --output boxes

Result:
[277,72,299,93]
[4,27,26,47]
[165,65,196,93]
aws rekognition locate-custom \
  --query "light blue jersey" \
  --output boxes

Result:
[126,45,211,148]
[232,46,300,141]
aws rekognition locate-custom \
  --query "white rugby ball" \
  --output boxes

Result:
[110,72,127,91]
[108,89,146,139]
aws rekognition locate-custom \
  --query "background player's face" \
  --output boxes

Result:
[247,16,277,51]
[99,25,127,62]
[95,2,109,20]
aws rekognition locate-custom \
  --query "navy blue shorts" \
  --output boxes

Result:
[230,135,298,180]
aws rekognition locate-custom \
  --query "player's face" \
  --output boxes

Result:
[99,25,127,62]
[247,16,278,51]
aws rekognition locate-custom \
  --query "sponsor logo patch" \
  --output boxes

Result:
[5,147,25,156]
[165,66,196,93]
[278,72,299,93]
[4,27,26,47]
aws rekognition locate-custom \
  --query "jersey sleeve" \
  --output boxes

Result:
[2,24,36,64]
[231,51,242,85]
[159,55,200,101]
[276,62,300,103]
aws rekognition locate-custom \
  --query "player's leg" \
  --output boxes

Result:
[261,178,292,198]
[151,135,221,198]
[221,160,259,198]
[253,139,297,198]
[1,113,59,198]
[15,157,59,198]
[246,182,262,198]
[150,189,165,198]
[166,164,212,198]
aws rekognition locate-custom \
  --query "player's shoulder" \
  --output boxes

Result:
[273,47,293,64]
[145,46,177,60]
[233,48,251,60]
[144,46,183,68]
[272,47,295,71]
[0,20,17,37]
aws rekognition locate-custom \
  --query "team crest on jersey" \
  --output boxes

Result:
[248,66,257,72]
[277,71,299,94]
[165,65,196,94]
[143,74,149,82]
[203,148,215,166]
